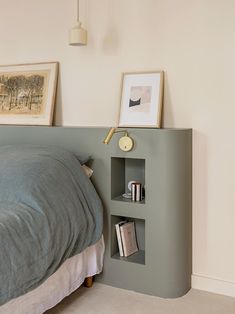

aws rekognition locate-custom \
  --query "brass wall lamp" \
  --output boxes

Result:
[103,127,134,152]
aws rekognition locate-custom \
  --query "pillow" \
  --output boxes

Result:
[82,164,94,178]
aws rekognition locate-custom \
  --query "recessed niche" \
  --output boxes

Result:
[111,157,145,204]
[111,215,145,265]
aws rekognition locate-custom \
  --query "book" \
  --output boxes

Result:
[115,221,127,256]
[119,222,138,257]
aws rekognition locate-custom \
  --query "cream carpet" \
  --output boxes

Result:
[46,283,235,314]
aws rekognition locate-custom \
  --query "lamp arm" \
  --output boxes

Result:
[77,0,80,22]
[113,129,128,135]
[103,127,129,144]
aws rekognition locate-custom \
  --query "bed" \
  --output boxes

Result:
[0,144,104,313]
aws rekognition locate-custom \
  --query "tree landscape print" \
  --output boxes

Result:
[0,71,48,115]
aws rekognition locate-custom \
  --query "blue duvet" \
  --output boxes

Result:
[0,145,103,305]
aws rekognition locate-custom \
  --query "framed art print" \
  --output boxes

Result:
[118,71,164,128]
[0,62,58,125]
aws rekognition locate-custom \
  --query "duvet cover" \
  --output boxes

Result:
[0,145,103,305]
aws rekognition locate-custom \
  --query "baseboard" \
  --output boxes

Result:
[192,274,235,298]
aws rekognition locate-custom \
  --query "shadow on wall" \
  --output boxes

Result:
[193,130,209,274]
[102,0,119,55]
[102,27,119,55]
[53,69,63,126]
[162,71,174,128]
[85,0,119,55]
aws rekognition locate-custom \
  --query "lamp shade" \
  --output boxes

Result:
[69,22,87,46]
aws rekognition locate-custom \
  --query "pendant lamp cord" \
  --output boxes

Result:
[77,0,80,22]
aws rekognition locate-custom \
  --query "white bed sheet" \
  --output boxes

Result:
[0,236,105,314]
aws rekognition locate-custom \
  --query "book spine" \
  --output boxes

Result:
[120,222,138,257]
[115,224,124,256]
[131,183,136,201]
[120,227,127,257]
[135,183,142,201]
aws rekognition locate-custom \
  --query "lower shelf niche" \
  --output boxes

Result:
[111,215,145,265]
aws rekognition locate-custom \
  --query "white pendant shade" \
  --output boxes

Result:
[69,22,87,46]
[69,0,87,46]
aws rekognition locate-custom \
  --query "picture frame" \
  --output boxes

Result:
[0,62,58,125]
[118,71,164,128]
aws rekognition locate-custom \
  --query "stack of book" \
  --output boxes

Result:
[115,221,138,257]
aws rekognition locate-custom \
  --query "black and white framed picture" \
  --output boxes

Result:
[118,71,164,128]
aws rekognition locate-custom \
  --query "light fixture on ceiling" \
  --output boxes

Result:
[69,0,87,46]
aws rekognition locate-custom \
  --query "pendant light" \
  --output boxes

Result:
[69,0,87,46]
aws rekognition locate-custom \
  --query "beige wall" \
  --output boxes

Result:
[0,0,235,294]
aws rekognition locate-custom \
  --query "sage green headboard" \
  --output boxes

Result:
[0,126,192,298]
